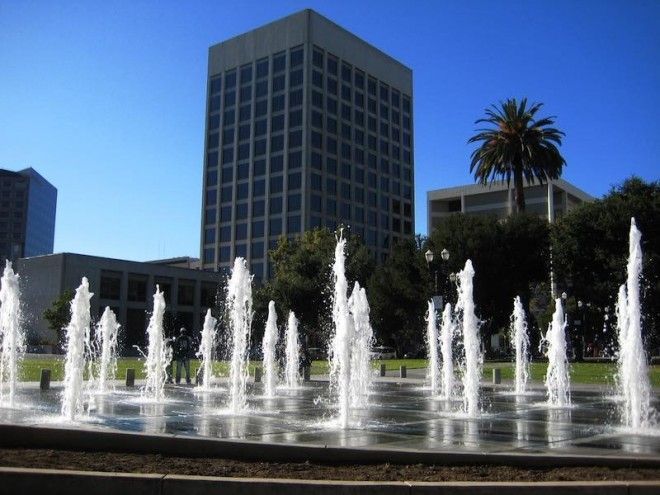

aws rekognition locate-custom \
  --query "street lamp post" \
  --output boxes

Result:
[425,248,450,308]
[424,249,437,295]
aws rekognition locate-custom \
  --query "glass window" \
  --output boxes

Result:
[354,110,364,127]
[341,63,351,82]
[341,143,351,160]
[235,244,247,258]
[341,104,351,121]
[222,127,235,143]
[235,223,247,240]
[312,90,323,108]
[289,109,303,127]
[240,64,252,84]
[327,77,337,94]
[253,199,265,217]
[341,84,351,101]
[220,205,232,221]
[223,108,235,124]
[270,175,283,193]
[237,182,249,199]
[210,77,222,94]
[380,84,389,102]
[327,97,337,115]
[238,123,250,141]
[255,119,267,136]
[254,138,266,156]
[403,95,411,113]
[273,52,286,72]
[311,173,322,191]
[290,69,303,87]
[312,70,323,88]
[252,220,264,238]
[206,150,218,169]
[271,113,284,131]
[289,130,302,148]
[341,123,351,140]
[327,55,337,75]
[252,240,265,258]
[289,88,302,107]
[341,182,351,199]
[354,206,364,223]
[271,134,284,152]
[341,162,351,180]
[326,136,337,154]
[287,215,301,233]
[313,48,323,68]
[326,177,336,195]
[354,70,364,88]
[311,152,322,169]
[290,47,303,67]
[272,74,285,92]
[326,198,336,215]
[209,114,220,130]
[220,225,231,242]
[203,248,214,264]
[224,91,236,107]
[312,110,323,128]
[254,159,266,176]
[206,189,217,206]
[256,58,269,78]
[326,157,337,175]
[368,78,376,95]
[269,217,282,236]
[255,99,267,117]
[287,193,301,211]
[355,187,364,203]
[236,202,248,219]
[288,151,302,169]
[206,169,217,186]
[207,133,219,149]
[311,194,322,212]
[253,179,265,197]
[225,71,236,88]
[311,131,322,149]
[237,162,249,179]
[256,80,268,98]
[240,86,252,103]
[354,92,364,108]
[270,196,282,214]
[205,208,216,224]
[219,246,230,262]
[340,202,351,219]
[327,116,337,134]
[288,172,301,189]
[209,95,220,112]
[272,94,285,112]
[238,142,249,160]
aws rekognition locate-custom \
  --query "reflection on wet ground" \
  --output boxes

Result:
[1,381,658,458]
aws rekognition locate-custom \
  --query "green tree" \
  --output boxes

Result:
[265,228,374,346]
[43,290,74,350]
[368,239,431,356]
[428,213,550,349]
[468,98,566,212]
[551,177,659,350]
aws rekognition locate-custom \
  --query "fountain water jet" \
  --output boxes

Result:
[196,309,218,391]
[616,218,654,429]
[425,299,440,395]
[329,233,354,428]
[61,278,93,420]
[540,298,570,407]
[510,296,530,395]
[348,281,373,408]
[0,261,25,408]
[142,286,171,402]
[226,257,253,414]
[94,307,119,394]
[455,260,483,416]
[439,303,455,400]
[283,311,300,388]
[262,301,279,397]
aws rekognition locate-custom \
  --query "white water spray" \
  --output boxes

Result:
[283,311,300,388]
[61,278,93,420]
[425,299,440,395]
[262,301,279,397]
[349,281,374,408]
[226,257,253,414]
[329,233,354,428]
[510,296,530,395]
[94,307,119,393]
[616,218,654,429]
[540,298,570,407]
[196,309,218,391]
[0,262,25,407]
[143,286,171,402]
[455,260,483,416]
[439,303,455,400]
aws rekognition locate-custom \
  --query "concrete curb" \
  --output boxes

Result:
[1,423,659,469]
[0,467,658,495]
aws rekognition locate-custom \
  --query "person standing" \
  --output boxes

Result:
[174,327,192,384]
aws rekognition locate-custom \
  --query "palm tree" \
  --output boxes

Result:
[468,98,566,213]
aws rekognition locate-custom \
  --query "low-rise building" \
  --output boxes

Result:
[16,253,223,354]
[427,178,593,233]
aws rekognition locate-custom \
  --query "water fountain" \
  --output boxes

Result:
[616,218,654,429]
[261,301,279,397]
[329,233,354,428]
[61,278,93,420]
[226,257,253,414]
[348,281,373,408]
[0,261,25,408]
[196,309,218,391]
[425,299,440,395]
[283,311,300,389]
[439,303,455,400]
[142,286,170,402]
[455,260,483,416]
[540,298,570,407]
[510,296,530,395]
[93,307,119,394]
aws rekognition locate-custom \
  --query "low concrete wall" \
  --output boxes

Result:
[0,468,658,495]
[1,424,659,469]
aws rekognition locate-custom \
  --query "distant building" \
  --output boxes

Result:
[16,253,222,352]
[200,9,415,279]
[0,167,57,262]
[427,178,593,233]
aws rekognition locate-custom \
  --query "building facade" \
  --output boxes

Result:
[0,167,57,262]
[427,178,593,233]
[16,253,222,353]
[200,9,415,279]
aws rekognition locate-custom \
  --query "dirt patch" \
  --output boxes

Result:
[0,448,658,481]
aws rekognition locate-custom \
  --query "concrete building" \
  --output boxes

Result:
[0,167,57,262]
[200,9,415,278]
[16,253,222,353]
[427,178,593,233]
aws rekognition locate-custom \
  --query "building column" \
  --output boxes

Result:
[119,271,129,330]
[547,182,555,223]
[193,280,201,333]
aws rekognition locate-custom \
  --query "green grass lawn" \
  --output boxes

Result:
[18,357,660,386]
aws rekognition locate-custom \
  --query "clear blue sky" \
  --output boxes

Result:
[1,1,658,261]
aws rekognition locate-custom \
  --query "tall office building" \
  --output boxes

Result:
[0,167,57,262]
[200,9,414,279]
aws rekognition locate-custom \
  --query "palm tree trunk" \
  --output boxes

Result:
[513,163,525,213]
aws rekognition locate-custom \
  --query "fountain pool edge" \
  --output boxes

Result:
[1,423,658,469]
